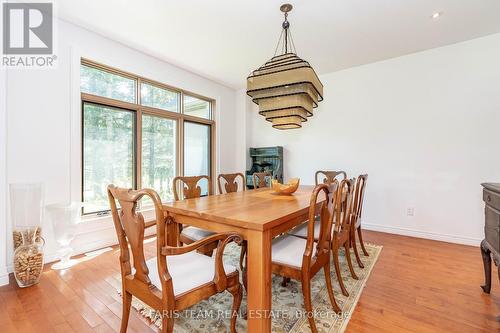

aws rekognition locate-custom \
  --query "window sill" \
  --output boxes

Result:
[77,207,158,235]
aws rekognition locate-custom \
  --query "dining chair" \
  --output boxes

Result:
[217,173,246,194]
[350,174,369,268]
[252,172,272,189]
[271,182,341,332]
[315,170,347,185]
[331,178,358,296]
[217,173,248,273]
[173,175,216,256]
[289,170,348,239]
[107,185,243,333]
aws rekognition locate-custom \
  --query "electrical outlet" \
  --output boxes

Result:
[407,208,415,217]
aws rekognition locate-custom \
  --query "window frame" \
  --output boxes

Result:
[80,58,216,216]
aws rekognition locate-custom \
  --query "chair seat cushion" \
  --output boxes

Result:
[146,251,236,296]
[289,217,321,239]
[181,226,215,241]
[272,234,317,268]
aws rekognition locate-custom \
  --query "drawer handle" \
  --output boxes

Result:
[487,195,492,202]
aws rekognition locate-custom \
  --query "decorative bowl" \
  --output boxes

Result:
[272,178,300,195]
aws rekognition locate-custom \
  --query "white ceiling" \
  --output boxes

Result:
[54,0,500,89]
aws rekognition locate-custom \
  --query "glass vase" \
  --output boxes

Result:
[45,202,82,270]
[10,183,44,287]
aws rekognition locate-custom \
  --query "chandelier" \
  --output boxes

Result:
[246,4,324,130]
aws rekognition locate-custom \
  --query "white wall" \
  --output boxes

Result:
[1,18,242,283]
[244,33,500,246]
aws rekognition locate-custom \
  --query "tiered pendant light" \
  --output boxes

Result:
[246,4,323,130]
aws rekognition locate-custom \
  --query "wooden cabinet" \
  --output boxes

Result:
[246,146,283,189]
[480,183,500,303]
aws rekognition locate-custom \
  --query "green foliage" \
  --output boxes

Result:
[142,115,176,203]
[81,65,135,103]
[141,83,178,112]
[83,103,135,212]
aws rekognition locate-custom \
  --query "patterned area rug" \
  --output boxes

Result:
[112,243,382,333]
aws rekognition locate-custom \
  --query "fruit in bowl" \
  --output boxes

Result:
[271,178,300,195]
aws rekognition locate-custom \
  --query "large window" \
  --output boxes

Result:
[184,122,211,196]
[81,60,214,215]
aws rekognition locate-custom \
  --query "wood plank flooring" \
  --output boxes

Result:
[0,231,498,332]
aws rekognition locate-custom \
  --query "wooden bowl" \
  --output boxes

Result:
[272,178,300,195]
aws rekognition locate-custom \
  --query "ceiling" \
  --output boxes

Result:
[54,0,500,89]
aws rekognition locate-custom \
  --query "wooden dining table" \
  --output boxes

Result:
[161,185,316,332]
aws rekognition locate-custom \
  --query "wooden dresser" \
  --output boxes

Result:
[480,183,500,296]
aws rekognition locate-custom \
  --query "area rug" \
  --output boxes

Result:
[111,242,382,333]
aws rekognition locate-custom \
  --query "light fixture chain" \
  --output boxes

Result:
[288,27,297,54]
[273,29,285,57]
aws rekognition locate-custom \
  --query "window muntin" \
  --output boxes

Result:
[81,64,136,103]
[183,95,211,119]
[141,82,179,112]
[82,102,135,214]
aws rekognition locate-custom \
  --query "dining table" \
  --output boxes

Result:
[161,185,316,332]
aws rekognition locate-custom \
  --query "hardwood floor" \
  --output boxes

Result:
[0,231,498,332]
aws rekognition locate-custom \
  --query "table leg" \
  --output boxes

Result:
[480,239,492,294]
[246,229,272,332]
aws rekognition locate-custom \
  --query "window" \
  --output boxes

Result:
[141,115,176,202]
[81,64,136,103]
[184,95,211,119]
[141,82,179,112]
[184,122,211,196]
[81,60,214,215]
[83,103,135,213]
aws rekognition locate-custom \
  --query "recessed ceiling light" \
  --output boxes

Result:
[431,11,443,19]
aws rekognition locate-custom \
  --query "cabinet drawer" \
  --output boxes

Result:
[485,205,500,252]
[484,189,500,211]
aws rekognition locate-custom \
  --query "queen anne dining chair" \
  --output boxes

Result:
[289,177,358,297]
[271,182,341,333]
[315,170,347,185]
[350,174,369,268]
[217,173,248,272]
[252,172,272,189]
[330,178,359,296]
[217,173,246,194]
[290,170,348,239]
[173,175,217,256]
[107,185,243,333]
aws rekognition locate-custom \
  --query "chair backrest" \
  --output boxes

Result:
[352,174,368,222]
[217,173,246,194]
[252,172,272,189]
[303,181,339,266]
[332,178,355,235]
[107,185,174,306]
[315,170,347,185]
[173,175,213,201]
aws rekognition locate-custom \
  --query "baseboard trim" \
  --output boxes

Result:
[6,224,156,274]
[0,272,9,286]
[363,223,482,246]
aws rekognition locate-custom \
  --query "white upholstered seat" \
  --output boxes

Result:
[181,226,215,241]
[272,234,317,268]
[289,217,321,239]
[146,251,236,296]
